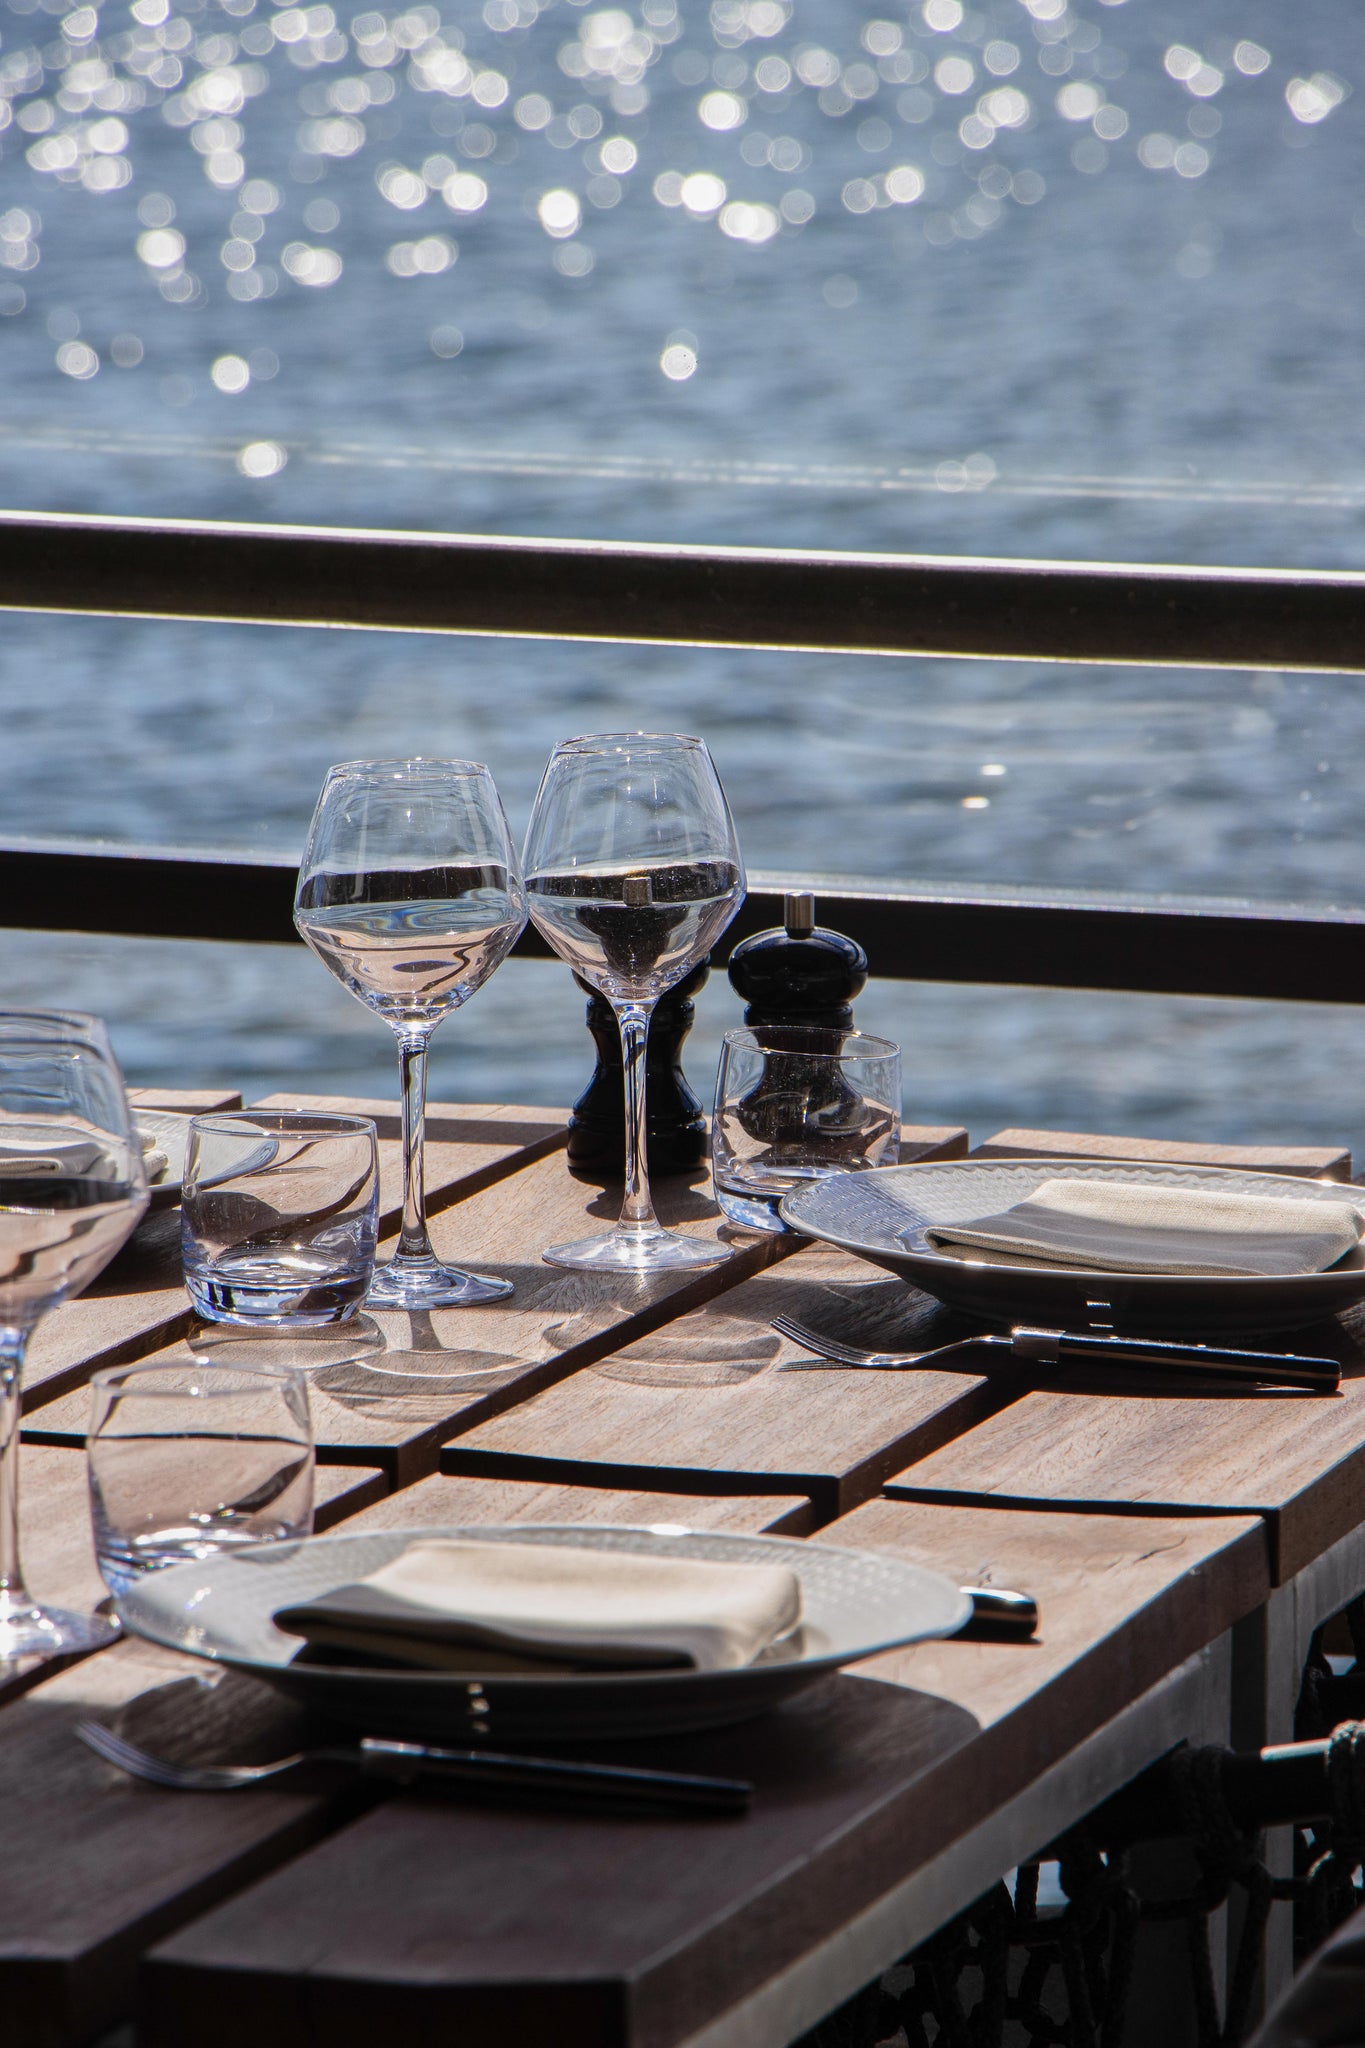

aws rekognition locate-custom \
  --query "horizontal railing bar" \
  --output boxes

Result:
[1,843,1361,1005]
[4,509,1365,670]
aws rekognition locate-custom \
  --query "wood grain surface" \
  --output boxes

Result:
[972,1127,1353,1181]
[441,1243,1008,1517]
[883,1308,1365,1583]
[139,1500,1265,2048]
[336,1469,816,1536]
[128,1089,243,1113]
[0,1637,366,2046]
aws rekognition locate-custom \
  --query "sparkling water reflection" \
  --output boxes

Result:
[0,0,1363,1137]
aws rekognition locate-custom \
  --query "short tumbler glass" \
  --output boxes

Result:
[182,1110,379,1326]
[712,1026,902,1233]
[87,1360,314,1596]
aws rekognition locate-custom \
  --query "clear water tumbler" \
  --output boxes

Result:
[712,1025,901,1232]
[88,1359,314,1596]
[182,1110,378,1326]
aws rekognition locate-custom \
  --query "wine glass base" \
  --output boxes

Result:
[366,1259,513,1310]
[541,1227,728,1274]
[0,1596,119,1663]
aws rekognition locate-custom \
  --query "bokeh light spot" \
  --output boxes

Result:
[211,352,250,392]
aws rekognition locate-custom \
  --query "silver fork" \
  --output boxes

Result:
[770,1315,976,1370]
[78,1718,349,1789]
[769,1314,1340,1392]
[75,1720,753,1813]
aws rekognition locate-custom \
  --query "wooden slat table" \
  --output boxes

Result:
[440,1247,1007,1517]
[137,1501,1265,2048]
[5,1101,1363,2047]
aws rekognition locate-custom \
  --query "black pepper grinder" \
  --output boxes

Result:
[727,892,868,1032]
[726,894,870,1152]
[564,958,710,1184]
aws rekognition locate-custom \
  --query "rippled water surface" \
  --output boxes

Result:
[2,0,1363,1142]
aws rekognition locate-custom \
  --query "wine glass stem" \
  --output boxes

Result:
[396,1029,435,1262]
[615,1001,660,1237]
[0,1325,33,1610]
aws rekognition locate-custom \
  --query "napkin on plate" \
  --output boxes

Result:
[919,1178,1364,1278]
[0,1130,124,1178]
[136,1127,170,1183]
[273,1537,803,1674]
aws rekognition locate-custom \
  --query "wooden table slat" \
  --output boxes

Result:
[884,1317,1365,1585]
[442,1244,1005,1518]
[330,1469,816,1537]
[973,1126,1353,1181]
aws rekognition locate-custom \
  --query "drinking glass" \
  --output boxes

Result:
[523,732,745,1271]
[294,758,527,1309]
[712,1025,902,1232]
[182,1110,379,1326]
[88,1360,314,1597]
[0,1010,148,1659]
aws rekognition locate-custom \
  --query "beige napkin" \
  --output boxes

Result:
[136,1128,169,1183]
[920,1178,1364,1278]
[274,1537,803,1674]
[0,1131,107,1176]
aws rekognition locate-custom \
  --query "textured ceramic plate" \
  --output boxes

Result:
[115,1523,970,1741]
[133,1110,193,1210]
[781,1159,1365,1335]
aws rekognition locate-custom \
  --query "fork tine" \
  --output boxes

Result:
[75,1719,271,1790]
[77,1721,184,1786]
[770,1316,867,1363]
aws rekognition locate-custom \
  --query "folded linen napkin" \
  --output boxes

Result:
[919,1178,1364,1278]
[0,1129,127,1179]
[273,1537,803,1675]
[136,1128,169,1183]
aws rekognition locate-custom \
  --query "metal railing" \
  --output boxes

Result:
[6,507,1365,670]
[5,507,1363,1004]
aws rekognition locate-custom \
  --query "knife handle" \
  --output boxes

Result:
[1011,1328,1340,1394]
[356,1738,753,1816]
[957,1587,1039,1641]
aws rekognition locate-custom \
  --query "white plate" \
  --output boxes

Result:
[781,1158,1365,1335]
[133,1110,192,1210]
[115,1523,971,1741]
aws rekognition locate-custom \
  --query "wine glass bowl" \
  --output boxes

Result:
[523,733,745,1273]
[295,758,527,1310]
[0,1011,148,1662]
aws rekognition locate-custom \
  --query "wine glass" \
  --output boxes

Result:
[523,732,745,1272]
[294,758,527,1309]
[0,1009,148,1662]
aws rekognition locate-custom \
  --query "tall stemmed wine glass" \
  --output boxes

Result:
[0,1010,147,1661]
[294,758,527,1308]
[523,733,745,1272]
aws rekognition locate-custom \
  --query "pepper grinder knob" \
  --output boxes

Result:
[727,893,867,1031]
